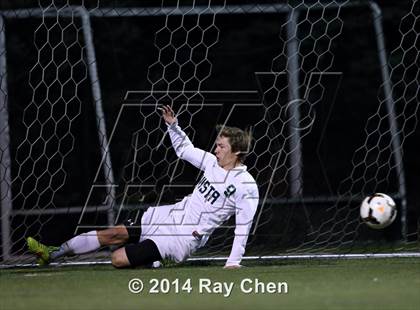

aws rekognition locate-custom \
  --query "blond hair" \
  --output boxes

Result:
[216,125,252,162]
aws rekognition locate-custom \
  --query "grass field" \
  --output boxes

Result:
[1,258,419,310]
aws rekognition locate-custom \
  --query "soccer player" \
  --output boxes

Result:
[27,105,259,269]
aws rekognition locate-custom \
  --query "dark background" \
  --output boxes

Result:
[0,0,419,260]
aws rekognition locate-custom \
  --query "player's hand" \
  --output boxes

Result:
[223,264,242,269]
[158,105,177,125]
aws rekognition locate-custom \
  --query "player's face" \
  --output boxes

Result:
[214,136,238,169]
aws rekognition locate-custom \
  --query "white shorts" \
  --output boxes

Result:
[140,204,200,263]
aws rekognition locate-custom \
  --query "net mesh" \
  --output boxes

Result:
[0,0,419,265]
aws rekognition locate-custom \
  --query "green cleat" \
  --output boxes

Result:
[26,237,59,265]
[36,257,48,266]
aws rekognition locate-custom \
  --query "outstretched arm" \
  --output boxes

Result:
[224,183,259,269]
[159,105,216,170]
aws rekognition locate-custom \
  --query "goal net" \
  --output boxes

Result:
[0,0,419,266]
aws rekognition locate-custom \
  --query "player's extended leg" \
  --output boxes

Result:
[27,225,130,265]
[111,239,162,268]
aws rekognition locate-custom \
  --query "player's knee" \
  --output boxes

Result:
[111,250,130,268]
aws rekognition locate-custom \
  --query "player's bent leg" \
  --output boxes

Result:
[111,247,131,268]
[97,225,130,246]
[27,214,143,264]
[112,239,162,269]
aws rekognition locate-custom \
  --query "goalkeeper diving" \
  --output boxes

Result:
[27,105,259,269]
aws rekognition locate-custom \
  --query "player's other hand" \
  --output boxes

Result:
[223,264,242,269]
[159,105,177,125]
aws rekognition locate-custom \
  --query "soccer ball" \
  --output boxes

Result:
[360,193,397,229]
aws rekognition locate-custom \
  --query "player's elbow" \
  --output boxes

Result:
[176,150,184,159]
[173,145,186,158]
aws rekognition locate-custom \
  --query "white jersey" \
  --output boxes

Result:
[140,122,259,266]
